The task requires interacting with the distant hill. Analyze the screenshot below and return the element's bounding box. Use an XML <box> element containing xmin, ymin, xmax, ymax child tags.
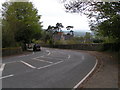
<box><xmin>63</xmin><ymin>30</ymin><xmax>94</xmax><ymax>37</ymax></box>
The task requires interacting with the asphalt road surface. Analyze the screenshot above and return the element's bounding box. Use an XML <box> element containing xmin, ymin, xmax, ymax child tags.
<box><xmin>2</xmin><ymin>47</ymin><xmax>96</xmax><ymax>88</ymax></box>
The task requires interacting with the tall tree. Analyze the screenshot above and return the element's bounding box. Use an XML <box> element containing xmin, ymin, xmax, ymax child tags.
<box><xmin>66</xmin><ymin>26</ymin><xmax>74</xmax><ymax>35</ymax></box>
<box><xmin>63</xmin><ymin>1</ymin><xmax>120</xmax><ymax>43</ymax></box>
<box><xmin>2</xmin><ymin>1</ymin><xmax>42</xmax><ymax>49</ymax></box>
<box><xmin>66</xmin><ymin>26</ymin><xmax>73</xmax><ymax>30</ymax></box>
<box><xmin>55</xmin><ymin>22</ymin><xmax>64</xmax><ymax>32</ymax></box>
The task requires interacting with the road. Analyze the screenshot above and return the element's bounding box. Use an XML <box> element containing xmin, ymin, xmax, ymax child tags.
<box><xmin>2</xmin><ymin>47</ymin><xmax>96</xmax><ymax>88</ymax></box>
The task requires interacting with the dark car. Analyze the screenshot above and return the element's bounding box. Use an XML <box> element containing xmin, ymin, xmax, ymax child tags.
<box><xmin>33</xmin><ymin>44</ymin><xmax>41</xmax><ymax>51</ymax></box>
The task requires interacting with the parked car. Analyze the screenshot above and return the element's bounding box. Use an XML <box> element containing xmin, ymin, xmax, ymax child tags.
<box><xmin>33</xmin><ymin>44</ymin><xmax>41</xmax><ymax>51</ymax></box>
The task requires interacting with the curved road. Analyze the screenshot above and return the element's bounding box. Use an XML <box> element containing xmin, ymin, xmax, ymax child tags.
<box><xmin>2</xmin><ymin>47</ymin><xmax>96</xmax><ymax>88</ymax></box>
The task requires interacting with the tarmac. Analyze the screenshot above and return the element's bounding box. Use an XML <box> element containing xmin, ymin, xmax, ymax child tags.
<box><xmin>2</xmin><ymin>49</ymin><xmax>119</xmax><ymax>88</ymax></box>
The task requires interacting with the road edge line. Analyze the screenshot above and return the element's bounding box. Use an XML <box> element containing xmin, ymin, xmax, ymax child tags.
<box><xmin>73</xmin><ymin>59</ymin><xmax>98</xmax><ymax>89</ymax></box>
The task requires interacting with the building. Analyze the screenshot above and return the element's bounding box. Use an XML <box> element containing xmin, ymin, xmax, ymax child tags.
<box><xmin>53</xmin><ymin>32</ymin><xmax>73</xmax><ymax>41</ymax></box>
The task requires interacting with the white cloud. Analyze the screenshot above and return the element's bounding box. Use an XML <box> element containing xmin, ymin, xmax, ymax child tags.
<box><xmin>1</xmin><ymin>0</ymin><xmax>90</xmax><ymax>31</ymax></box>
<box><xmin>31</xmin><ymin>0</ymin><xmax>90</xmax><ymax>31</ymax></box>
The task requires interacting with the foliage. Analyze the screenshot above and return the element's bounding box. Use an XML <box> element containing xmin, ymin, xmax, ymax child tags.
<box><xmin>55</xmin><ymin>23</ymin><xmax>64</xmax><ymax>32</ymax></box>
<box><xmin>66</xmin><ymin>26</ymin><xmax>74</xmax><ymax>35</ymax></box>
<box><xmin>97</xmin><ymin>14</ymin><xmax>120</xmax><ymax>42</ymax></box>
<box><xmin>54</xmin><ymin>40</ymin><xmax>65</xmax><ymax>45</ymax></box>
<box><xmin>44</xmin><ymin>23</ymin><xmax>64</xmax><ymax>45</ymax></box>
<box><xmin>63</xmin><ymin>1</ymin><xmax>120</xmax><ymax>43</ymax></box>
<box><xmin>66</xmin><ymin>26</ymin><xmax>73</xmax><ymax>30</ymax></box>
<box><xmin>2</xmin><ymin>2</ymin><xmax>42</xmax><ymax>48</ymax></box>
<box><xmin>84</xmin><ymin>32</ymin><xmax>92</xmax><ymax>39</ymax></box>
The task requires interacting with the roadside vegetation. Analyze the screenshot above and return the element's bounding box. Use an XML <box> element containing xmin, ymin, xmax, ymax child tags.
<box><xmin>2</xmin><ymin>1</ymin><xmax>43</xmax><ymax>50</ymax></box>
<box><xmin>2</xmin><ymin>1</ymin><xmax>120</xmax><ymax>53</ymax></box>
<box><xmin>63</xmin><ymin>1</ymin><xmax>120</xmax><ymax>44</ymax></box>
<box><xmin>62</xmin><ymin>1</ymin><xmax>120</xmax><ymax>52</ymax></box>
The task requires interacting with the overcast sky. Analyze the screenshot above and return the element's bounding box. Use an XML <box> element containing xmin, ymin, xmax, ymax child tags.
<box><xmin>0</xmin><ymin>0</ymin><xmax>91</xmax><ymax>31</ymax></box>
<box><xmin>30</xmin><ymin>0</ymin><xmax>90</xmax><ymax>31</ymax></box>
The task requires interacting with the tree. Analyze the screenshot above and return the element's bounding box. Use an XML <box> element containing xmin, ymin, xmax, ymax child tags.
<box><xmin>70</xmin><ymin>30</ymin><xmax>74</xmax><ymax>36</ymax></box>
<box><xmin>63</xmin><ymin>1</ymin><xmax>120</xmax><ymax>43</ymax></box>
<box><xmin>66</xmin><ymin>26</ymin><xmax>74</xmax><ymax>35</ymax></box>
<box><xmin>66</xmin><ymin>26</ymin><xmax>73</xmax><ymax>30</ymax></box>
<box><xmin>97</xmin><ymin>14</ymin><xmax>120</xmax><ymax>42</ymax></box>
<box><xmin>55</xmin><ymin>22</ymin><xmax>64</xmax><ymax>32</ymax></box>
<box><xmin>2</xmin><ymin>1</ymin><xmax>42</xmax><ymax>49</ymax></box>
<box><xmin>84</xmin><ymin>32</ymin><xmax>91</xmax><ymax>39</ymax></box>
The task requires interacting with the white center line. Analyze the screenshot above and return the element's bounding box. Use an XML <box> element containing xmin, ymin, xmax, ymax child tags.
<box><xmin>21</xmin><ymin>61</ymin><xmax>36</xmax><ymax>69</ymax></box>
<box><xmin>0</xmin><ymin>74</ymin><xmax>14</xmax><ymax>79</ymax></box>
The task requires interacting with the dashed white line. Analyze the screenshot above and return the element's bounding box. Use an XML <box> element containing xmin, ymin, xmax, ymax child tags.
<box><xmin>38</xmin><ymin>61</ymin><xmax>63</xmax><ymax>69</ymax></box>
<box><xmin>20</xmin><ymin>61</ymin><xmax>36</xmax><ymax>69</ymax></box>
<box><xmin>0</xmin><ymin>74</ymin><xmax>14</xmax><ymax>79</ymax></box>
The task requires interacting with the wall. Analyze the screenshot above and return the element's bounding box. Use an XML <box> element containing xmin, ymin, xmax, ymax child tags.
<box><xmin>43</xmin><ymin>43</ymin><xmax>104</xmax><ymax>51</ymax></box>
<box><xmin>2</xmin><ymin>47</ymin><xmax>23</xmax><ymax>56</ymax></box>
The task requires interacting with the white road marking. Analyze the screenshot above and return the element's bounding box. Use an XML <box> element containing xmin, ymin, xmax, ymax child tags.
<box><xmin>0</xmin><ymin>74</ymin><xmax>14</xmax><ymax>79</ymax></box>
<box><xmin>21</xmin><ymin>61</ymin><xmax>36</xmax><ymax>69</ymax></box>
<box><xmin>68</xmin><ymin>55</ymin><xmax>71</xmax><ymax>59</ymax></box>
<box><xmin>73</xmin><ymin>59</ymin><xmax>98</xmax><ymax>89</ymax></box>
<box><xmin>33</xmin><ymin>58</ymin><xmax>53</xmax><ymax>64</ymax></box>
<box><xmin>46</xmin><ymin>50</ymin><xmax>51</xmax><ymax>55</ymax></box>
<box><xmin>38</xmin><ymin>61</ymin><xmax>63</xmax><ymax>69</ymax></box>
<box><xmin>0</xmin><ymin>64</ymin><xmax>5</xmax><ymax>71</ymax></box>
